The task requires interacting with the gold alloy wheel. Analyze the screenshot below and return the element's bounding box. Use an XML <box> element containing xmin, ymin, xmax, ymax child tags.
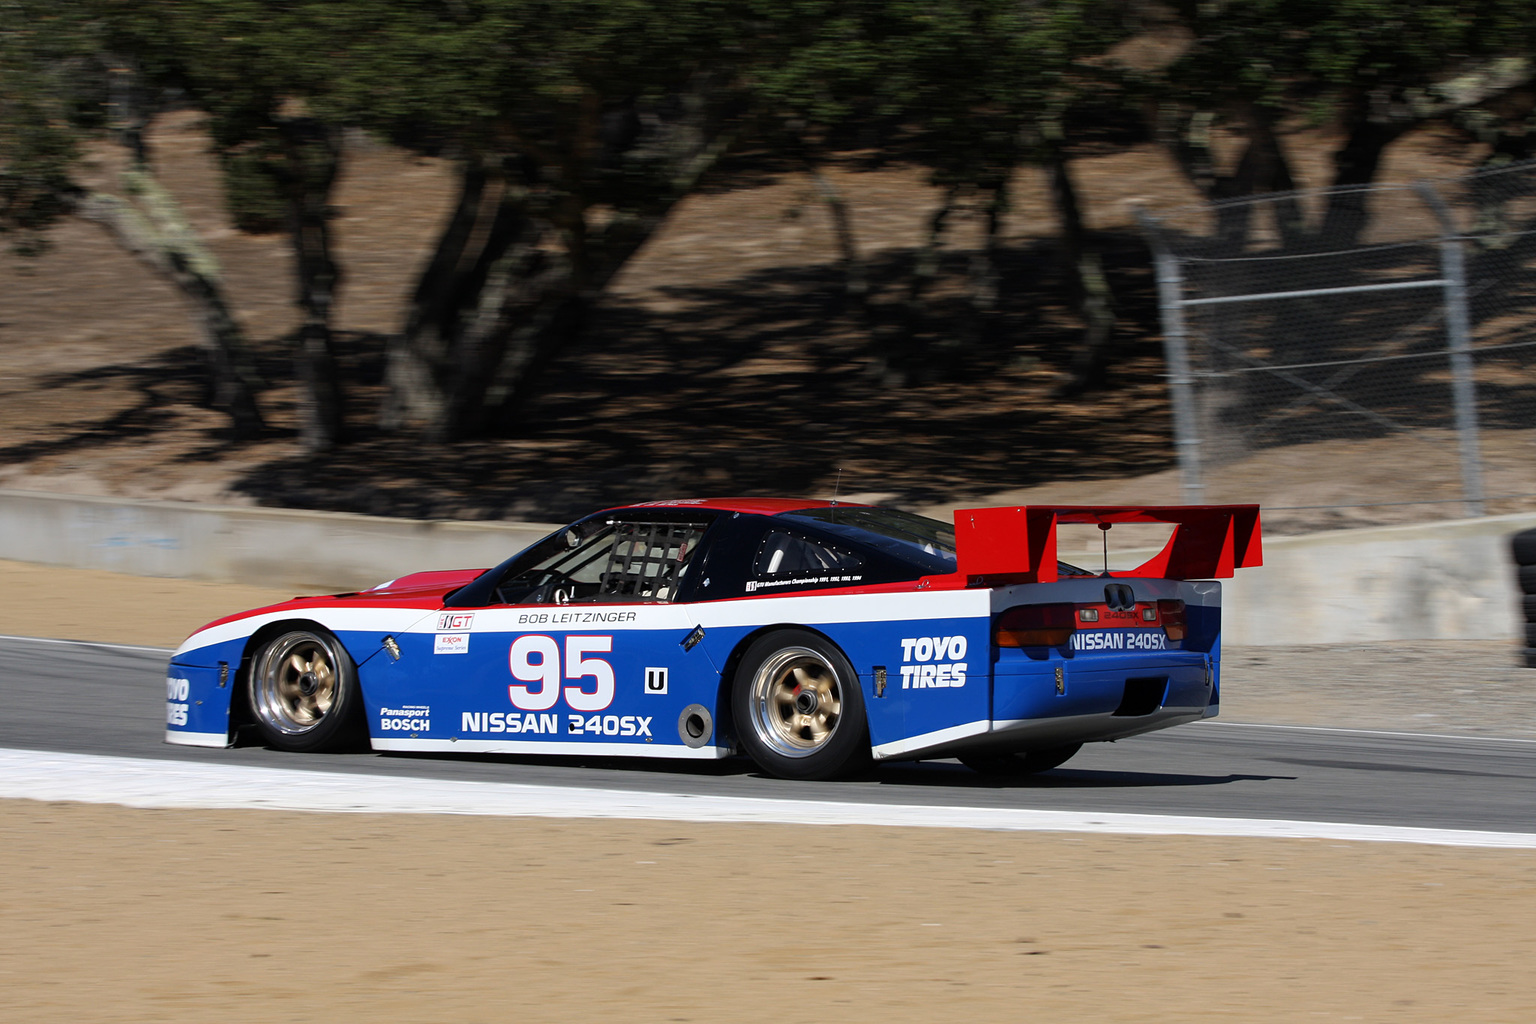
<box><xmin>747</xmin><ymin>646</ymin><xmax>844</xmax><ymax>758</ymax></box>
<box><xmin>250</xmin><ymin>631</ymin><xmax>342</xmax><ymax>736</ymax></box>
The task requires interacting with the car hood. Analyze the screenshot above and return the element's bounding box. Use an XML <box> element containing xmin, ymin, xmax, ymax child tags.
<box><xmin>358</xmin><ymin>568</ymin><xmax>487</xmax><ymax>599</ymax></box>
<box><xmin>181</xmin><ymin>568</ymin><xmax>490</xmax><ymax>643</ymax></box>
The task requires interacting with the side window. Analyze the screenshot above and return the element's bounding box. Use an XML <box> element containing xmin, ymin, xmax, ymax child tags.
<box><xmin>598</xmin><ymin>521</ymin><xmax>707</xmax><ymax>601</ymax></box>
<box><xmin>747</xmin><ymin>529</ymin><xmax>864</xmax><ymax>593</ymax></box>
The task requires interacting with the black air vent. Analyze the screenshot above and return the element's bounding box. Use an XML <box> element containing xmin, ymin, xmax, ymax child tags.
<box><xmin>1114</xmin><ymin>676</ymin><xmax>1168</xmax><ymax>717</ymax></box>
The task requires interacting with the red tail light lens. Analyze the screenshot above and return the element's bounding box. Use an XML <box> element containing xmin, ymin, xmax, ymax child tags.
<box><xmin>1157</xmin><ymin>599</ymin><xmax>1187</xmax><ymax>641</ymax></box>
<box><xmin>995</xmin><ymin>603</ymin><xmax>1076</xmax><ymax>647</ymax></box>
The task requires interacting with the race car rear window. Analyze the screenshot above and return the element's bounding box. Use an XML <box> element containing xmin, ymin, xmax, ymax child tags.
<box><xmin>784</xmin><ymin>506</ymin><xmax>1093</xmax><ymax>578</ymax></box>
<box><xmin>752</xmin><ymin>529</ymin><xmax>863</xmax><ymax>577</ymax></box>
<box><xmin>781</xmin><ymin>507</ymin><xmax>956</xmax><ymax>574</ymax></box>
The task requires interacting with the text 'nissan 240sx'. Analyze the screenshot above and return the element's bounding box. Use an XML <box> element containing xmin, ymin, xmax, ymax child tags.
<box><xmin>166</xmin><ymin>499</ymin><xmax>1262</xmax><ymax>780</ymax></box>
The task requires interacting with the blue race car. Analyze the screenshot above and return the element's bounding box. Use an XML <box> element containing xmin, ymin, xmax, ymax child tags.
<box><xmin>166</xmin><ymin>499</ymin><xmax>1262</xmax><ymax>779</ymax></box>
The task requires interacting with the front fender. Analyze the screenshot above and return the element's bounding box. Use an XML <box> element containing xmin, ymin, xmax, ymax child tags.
<box><xmin>165</xmin><ymin>636</ymin><xmax>246</xmax><ymax>747</ymax></box>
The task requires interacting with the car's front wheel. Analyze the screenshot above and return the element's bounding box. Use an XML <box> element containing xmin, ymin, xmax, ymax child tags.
<box><xmin>959</xmin><ymin>743</ymin><xmax>1083</xmax><ymax>777</ymax></box>
<box><xmin>732</xmin><ymin>629</ymin><xmax>870</xmax><ymax>780</ymax></box>
<box><xmin>247</xmin><ymin>628</ymin><xmax>363</xmax><ymax>752</ymax></box>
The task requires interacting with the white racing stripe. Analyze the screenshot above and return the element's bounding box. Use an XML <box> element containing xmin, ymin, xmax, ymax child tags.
<box><xmin>1</xmin><ymin>748</ymin><xmax>1533</xmax><ymax>848</ymax></box>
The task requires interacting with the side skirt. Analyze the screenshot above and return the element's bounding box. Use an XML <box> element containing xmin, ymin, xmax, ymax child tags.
<box><xmin>871</xmin><ymin>720</ymin><xmax>991</xmax><ymax>761</ymax></box>
<box><xmin>371</xmin><ymin>737</ymin><xmax>730</xmax><ymax>759</ymax></box>
<box><xmin>873</xmin><ymin>708</ymin><xmax>1207</xmax><ymax>762</ymax></box>
<box><xmin>164</xmin><ymin>730</ymin><xmax>231</xmax><ymax>749</ymax></box>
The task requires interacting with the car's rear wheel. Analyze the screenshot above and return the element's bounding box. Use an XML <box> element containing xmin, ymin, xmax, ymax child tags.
<box><xmin>248</xmin><ymin>628</ymin><xmax>363</xmax><ymax>752</ymax></box>
<box><xmin>960</xmin><ymin>743</ymin><xmax>1082</xmax><ymax>777</ymax></box>
<box><xmin>732</xmin><ymin>630</ymin><xmax>869</xmax><ymax>780</ymax></box>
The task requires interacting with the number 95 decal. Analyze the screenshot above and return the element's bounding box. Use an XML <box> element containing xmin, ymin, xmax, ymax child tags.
<box><xmin>508</xmin><ymin>634</ymin><xmax>616</xmax><ymax>712</ymax></box>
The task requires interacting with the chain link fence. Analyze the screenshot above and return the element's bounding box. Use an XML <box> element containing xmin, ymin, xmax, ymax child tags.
<box><xmin>1137</xmin><ymin>162</ymin><xmax>1536</xmax><ymax>522</ymax></box>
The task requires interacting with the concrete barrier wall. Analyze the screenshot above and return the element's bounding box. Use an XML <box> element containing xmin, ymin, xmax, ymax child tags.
<box><xmin>1</xmin><ymin>488</ymin><xmax>1531</xmax><ymax>645</ymax></box>
<box><xmin>0</xmin><ymin>489</ymin><xmax>559</xmax><ymax>592</ymax></box>
<box><xmin>1218</xmin><ymin>512</ymin><xmax>1536</xmax><ymax>646</ymax></box>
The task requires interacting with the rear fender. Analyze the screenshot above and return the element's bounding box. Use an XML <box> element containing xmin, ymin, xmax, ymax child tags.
<box><xmin>709</xmin><ymin>623</ymin><xmax>843</xmax><ymax>751</ymax></box>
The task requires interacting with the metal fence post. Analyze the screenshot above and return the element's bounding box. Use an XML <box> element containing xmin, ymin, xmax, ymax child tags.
<box><xmin>1135</xmin><ymin>206</ymin><xmax>1204</xmax><ymax>504</ymax></box>
<box><xmin>1415</xmin><ymin>182</ymin><xmax>1486</xmax><ymax>517</ymax></box>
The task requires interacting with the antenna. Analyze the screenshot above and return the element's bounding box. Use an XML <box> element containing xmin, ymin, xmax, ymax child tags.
<box><xmin>1099</xmin><ymin>522</ymin><xmax>1112</xmax><ymax>576</ymax></box>
<box><xmin>831</xmin><ymin>467</ymin><xmax>842</xmax><ymax>522</ymax></box>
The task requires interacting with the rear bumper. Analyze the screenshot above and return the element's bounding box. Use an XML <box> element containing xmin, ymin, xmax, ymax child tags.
<box><xmin>870</xmin><ymin>648</ymin><xmax>1216</xmax><ymax>762</ymax></box>
<box><xmin>993</xmin><ymin>649</ymin><xmax>1213</xmax><ymax>721</ymax></box>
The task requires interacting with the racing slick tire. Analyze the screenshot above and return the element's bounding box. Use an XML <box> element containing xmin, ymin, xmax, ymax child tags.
<box><xmin>1513</xmin><ymin>528</ymin><xmax>1536</xmax><ymax>567</ymax></box>
<box><xmin>247</xmin><ymin>627</ymin><xmax>364</xmax><ymax>752</ymax></box>
<box><xmin>1520</xmin><ymin>563</ymin><xmax>1536</xmax><ymax>596</ymax></box>
<box><xmin>959</xmin><ymin>743</ymin><xmax>1083</xmax><ymax>777</ymax></box>
<box><xmin>732</xmin><ymin>629</ymin><xmax>870</xmax><ymax>781</ymax></box>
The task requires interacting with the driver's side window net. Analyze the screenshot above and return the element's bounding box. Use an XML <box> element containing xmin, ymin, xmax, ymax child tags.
<box><xmin>600</xmin><ymin>521</ymin><xmax>707</xmax><ymax>601</ymax></box>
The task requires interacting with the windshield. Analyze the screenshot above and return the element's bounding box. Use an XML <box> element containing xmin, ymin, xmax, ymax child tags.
<box><xmin>780</xmin><ymin>507</ymin><xmax>958</xmax><ymax>574</ymax></box>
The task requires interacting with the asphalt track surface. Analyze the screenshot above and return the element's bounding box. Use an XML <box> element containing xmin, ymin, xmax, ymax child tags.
<box><xmin>3</xmin><ymin>635</ymin><xmax>1534</xmax><ymax>835</ymax></box>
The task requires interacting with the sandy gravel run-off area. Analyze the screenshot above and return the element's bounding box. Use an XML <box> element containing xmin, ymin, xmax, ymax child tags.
<box><xmin>2</xmin><ymin>560</ymin><xmax>1535</xmax><ymax>1020</ymax></box>
<box><xmin>4</xmin><ymin>801</ymin><xmax>1536</xmax><ymax>1022</ymax></box>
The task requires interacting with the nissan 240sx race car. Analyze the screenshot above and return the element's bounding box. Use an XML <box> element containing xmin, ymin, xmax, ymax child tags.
<box><xmin>165</xmin><ymin>499</ymin><xmax>1262</xmax><ymax>780</ymax></box>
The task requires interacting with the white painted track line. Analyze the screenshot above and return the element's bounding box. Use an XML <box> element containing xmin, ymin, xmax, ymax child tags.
<box><xmin>1203</xmin><ymin>721</ymin><xmax>1536</xmax><ymax>745</ymax></box>
<box><xmin>0</xmin><ymin>634</ymin><xmax>174</xmax><ymax>655</ymax></box>
<box><xmin>2</xmin><ymin>748</ymin><xmax>1533</xmax><ymax>848</ymax></box>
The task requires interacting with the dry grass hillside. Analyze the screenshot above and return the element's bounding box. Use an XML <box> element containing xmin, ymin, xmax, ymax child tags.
<box><xmin>0</xmin><ymin>112</ymin><xmax>1515</xmax><ymax>533</ymax></box>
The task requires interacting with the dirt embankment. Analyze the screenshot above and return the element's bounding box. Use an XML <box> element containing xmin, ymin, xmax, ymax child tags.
<box><xmin>4</xmin><ymin>113</ymin><xmax>1525</xmax><ymax>533</ymax></box>
<box><xmin>0</xmin><ymin>558</ymin><xmax>311</xmax><ymax>649</ymax></box>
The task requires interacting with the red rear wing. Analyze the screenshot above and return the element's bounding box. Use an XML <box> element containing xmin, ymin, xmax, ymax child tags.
<box><xmin>952</xmin><ymin>504</ymin><xmax>1262</xmax><ymax>583</ymax></box>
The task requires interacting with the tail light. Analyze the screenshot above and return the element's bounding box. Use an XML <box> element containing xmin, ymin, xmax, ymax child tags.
<box><xmin>995</xmin><ymin>603</ymin><xmax>1075</xmax><ymax>647</ymax></box>
<box><xmin>1157</xmin><ymin>599</ymin><xmax>1187</xmax><ymax>641</ymax></box>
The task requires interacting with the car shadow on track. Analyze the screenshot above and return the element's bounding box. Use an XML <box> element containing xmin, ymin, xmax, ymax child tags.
<box><xmin>376</xmin><ymin>750</ymin><xmax>1294</xmax><ymax>791</ymax></box>
<box><xmin>869</xmin><ymin>760</ymin><xmax>1297</xmax><ymax>790</ymax></box>
<box><xmin>379</xmin><ymin>750</ymin><xmax>759</xmax><ymax>779</ymax></box>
